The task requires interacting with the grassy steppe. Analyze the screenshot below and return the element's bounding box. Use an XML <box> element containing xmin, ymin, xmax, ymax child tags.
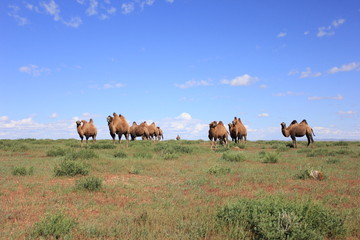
<box><xmin>0</xmin><ymin>139</ymin><xmax>359</xmax><ymax>239</ymax></box>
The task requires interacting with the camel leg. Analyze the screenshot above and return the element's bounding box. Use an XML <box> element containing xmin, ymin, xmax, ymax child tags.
<box><xmin>291</xmin><ymin>136</ymin><xmax>297</xmax><ymax>148</ymax></box>
<box><xmin>125</xmin><ymin>133</ymin><xmax>129</xmax><ymax>148</ymax></box>
<box><xmin>80</xmin><ymin>136</ymin><xmax>84</xmax><ymax>148</ymax></box>
<box><xmin>86</xmin><ymin>136</ymin><xmax>89</xmax><ymax>145</ymax></box>
<box><xmin>110</xmin><ymin>133</ymin><xmax>116</xmax><ymax>145</ymax></box>
<box><xmin>93</xmin><ymin>136</ymin><xmax>96</xmax><ymax>144</ymax></box>
<box><xmin>118</xmin><ymin>134</ymin><xmax>122</xmax><ymax>144</ymax></box>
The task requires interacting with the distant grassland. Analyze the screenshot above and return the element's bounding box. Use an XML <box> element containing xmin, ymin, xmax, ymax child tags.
<box><xmin>0</xmin><ymin>139</ymin><xmax>359</xmax><ymax>239</ymax></box>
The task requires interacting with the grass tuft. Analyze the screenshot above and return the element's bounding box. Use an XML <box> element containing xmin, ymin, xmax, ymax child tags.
<box><xmin>216</xmin><ymin>197</ymin><xmax>346</xmax><ymax>240</ymax></box>
<box><xmin>54</xmin><ymin>160</ymin><xmax>90</xmax><ymax>177</ymax></box>
<box><xmin>12</xmin><ymin>166</ymin><xmax>34</xmax><ymax>176</ymax></box>
<box><xmin>75</xmin><ymin>176</ymin><xmax>103</xmax><ymax>191</ymax></box>
<box><xmin>221</xmin><ymin>151</ymin><xmax>246</xmax><ymax>162</ymax></box>
<box><xmin>31</xmin><ymin>212</ymin><xmax>77</xmax><ymax>239</ymax></box>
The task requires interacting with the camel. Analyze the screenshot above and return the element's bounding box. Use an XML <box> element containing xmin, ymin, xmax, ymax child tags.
<box><xmin>176</xmin><ymin>135</ymin><xmax>180</xmax><ymax>141</ymax></box>
<box><xmin>76</xmin><ymin>119</ymin><xmax>97</xmax><ymax>147</ymax></box>
<box><xmin>107</xmin><ymin>113</ymin><xmax>130</xmax><ymax>146</ymax></box>
<box><xmin>130</xmin><ymin>121</ymin><xmax>150</xmax><ymax>140</ymax></box>
<box><xmin>208</xmin><ymin>121</ymin><xmax>229</xmax><ymax>149</ymax></box>
<box><xmin>232</xmin><ymin>117</ymin><xmax>247</xmax><ymax>143</ymax></box>
<box><xmin>157</xmin><ymin>127</ymin><xmax>164</xmax><ymax>141</ymax></box>
<box><xmin>281</xmin><ymin>119</ymin><xmax>315</xmax><ymax>148</ymax></box>
<box><xmin>228</xmin><ymin>123</ymin><xmax>236</xmax><ymax>142</ymax></box>
<box><xmin>143</xmin><ymin>121</ymin><xmax>159</xmax><ymax>140</ymax></box>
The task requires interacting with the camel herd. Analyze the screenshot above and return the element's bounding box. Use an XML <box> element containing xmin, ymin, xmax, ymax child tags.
<box><xmin>76</xmin><ymin>114</ymin><xmax>315</xmax><ymax>148</ymax></box>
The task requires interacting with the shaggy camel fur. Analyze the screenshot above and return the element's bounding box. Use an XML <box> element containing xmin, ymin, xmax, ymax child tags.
<box><xmin>130</xmin><ymin>121</ymin><xmax>150</xmax><ymax>140</ymax></box>
<box><xmin>208</xmin><ymin>121</ymin><xmax>229</xmax><ymax>149</ymax></box>
<box><xmin>76</xmin><ymin>119</ymin><xmax>97</xmax><ymax>147</ymax></box>
<box><xmin>281</xmin><ymin>119</ymin><xmax>315</xmax><ymax>148</ymax></box>
<box><xmin>176</xmin><ymin>135</ymin><xmax>181</xmax><ymax>141</ymax></box>
<box><xmin>143</xmin><ymin>121</ymin><xmax>159</xmax><ymax>140</ymax></box>
<box><xmin>231</xmin><ymin>117</ymin><xmax>247</xmax><ymax>143</ymax></box>
<box><xmin>107</xmin><ymin>113</ymin><xmax>130</xmax><ymax>146</ymax></box>
<box><xmin>157</xmin><ymin>127</ymin><xmax>164</xmax><ymax>140</ymax></box>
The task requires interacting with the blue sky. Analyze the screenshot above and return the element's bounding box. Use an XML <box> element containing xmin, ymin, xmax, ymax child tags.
<box><xmin>1</xmin><ymin>0</ymin><xmax>359</xmax><ymax>140</ymax></box>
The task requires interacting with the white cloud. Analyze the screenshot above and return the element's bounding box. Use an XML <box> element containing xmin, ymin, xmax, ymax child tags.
<box><xmin>308</xmin><ymin>94</ymin><xmax>344</xmax><ymax>101</ymax></box>
<box><xmin>49</xmin><ymin>113</ymin><xmax>58</xmax><ymax>119</ymax></box>
<box><xmin>277</xmin><ymin>32</ymin><xmax>287</xmax><ymax>38</ymax></box>
<box><xmin>258</xmin><ymin>113</ymin><xmax>269</xmax><ymax>117</ymax></box>
<box><xmin>19</xmin><ymin>64</ymin><xmax>50</xmax><ymax>76</ymax></box>
<box><xmin>288</xmin><ymin>69</ymin><xmax>299</xmax><ymax>76</ymax></box>
<box><xmin>317</xmin><ymin>18</ymin><xmax>345</xmax><ymax>37</ymax></box>
<box><xmin>8</xmin><ymin>5</ymin><xmax>29</xmax><ymax>25</ymax></box>
<box><xmin>159</xmin><ymin>113</ymin><xmax>208</xmax><ymax>140</ymax></box>
<box><xmin>221</xmin><ymin>74</ymin><xmax>258</xmax><ymax>86</ymax></box>
<box><xmin>274</xmin><ymin>91</ymin><xmax>304</xmax><ymax>97</ymax></box>
<box><xmin>41</xmin><ymin>0</ymin><xmax>61</xmax><ymax>21</ymax></box>
<box><xmin>0</xmin><ymin>116</ymin><xmax>9</xmax><ymax>121</ymax></box>
<box><xmin>121</xmin><ymin>3</ymin><xmax>135</xmax><ymax>14</ymax></box>
<box><xmin>328</xmin><ymin>62</ymin><xmax>360</xmax><ymax>74</ymax></box>
<box><xmin>103</xmin><ymin>83</ymin><xmax>124</xmax><ymax>89</ymax></box>
<box><xmin>63</xmin><ymin>17</ymin><xmax>82</xmax><ymax>28</ymax></box>
<box><xmin>176</xmin><ymin>112</ymin><xmax>192</xmax><ymax>120</ymax></box>
<box><xmin>86</xmin><ymin>0</ymin><xmax>98</xmax><ymax>16</ymax></box>
<box><xmin>299</xmin><ymin>67</ymin><xmax>321</xmax><ymax>78</ymax></box>
<box><xmin>338</xmin><ymin>110</ymin><xmax>356</xmax><ymax>115</ymax></box>
<box><xmin>259</xmin><ymin>84</ymin><xmax>268</xmax><ymax>89</ymax></box>
<box><xmin>175</xmin><ymin>80</ymin><xmax>212</xmax><ymax>88</ymax></box>
<box><xmin>90</xmin><ymin>82</ymin><xmax>125</xmax><ymax>90</ymax></box>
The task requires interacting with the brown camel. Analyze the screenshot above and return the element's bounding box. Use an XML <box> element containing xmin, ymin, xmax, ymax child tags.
<box><xmin>228</xmin><ymin>123</ymin><xmax>237</xmax><ymax>142</ymax></box>
<box><xmin>176</xmin><ymin>135</ymin><xmax>181</xmax><ymax>141</ymax></box>
<box><xmin>130</xmin><ymin>121</ymin><xmax>150</xmax><ymax>140</ymax></box>
<box><xmin>76</xmin><ymin>118</ymin><xmax>97</xmax><ymax>147</ymax></box>
<box><xmin>107</xmin><ymin>113</ymin><xmax>130</xmax><ymax>146</ymax></box>
<box><xmin>208</xmin><ymin>121</ymin><xmax>229</xmax><ymax>149</ymax></box>
<box><xmin>143</xmin><ymin>121</ymin><xmax>159</xmax><ymax>140</ymax></box>
<box><xmin>232</xmin><ymin>117</ymin><xmax>247</xmax><ymax>143</ymax></box>
<box><xmin>157</xmin><ymin>127</ymin><xmax>164</xmax><ymax>140</ymax></box>
<box><xmin>281</xmin><ymin>119</ymin><xmax>315</xmax><ymax>148</ymax></box>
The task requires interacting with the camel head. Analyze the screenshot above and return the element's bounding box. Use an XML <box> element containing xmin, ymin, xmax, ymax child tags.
<box><xmin>209</xmin><ymin>121</ymin><xmax>217</xmax><ymax>128</ymax></box>
<box><xmin>76</xmin><ymin>120</ymin><xmax>82</xmax><ymax>127</ymax></box>
<box><xmin>280</xmin><ymin>122</ymin><xmax>287</xmax><ymax>129</ymax></box>
<box><xmin>107</xmin><ymin>116</ymin><xmax>113</xmax><ymax>124</ymax></box>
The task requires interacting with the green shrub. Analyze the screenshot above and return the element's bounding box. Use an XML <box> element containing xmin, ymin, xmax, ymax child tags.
<box><xmin>134</xmin><ymin>152</ymin><xmax>153</xmax><ymax>159</ymax></box>
<box><xmin>11</xmin><ymin>166</ymin><xmax>34</xmax><ymax>176</ymax></box>
<box><xmin>46</xmin><ymin>147</ymin><xmax>67</xmax><ymax>157</ymax></box>
<box><xmin>333</xmin><ymin>141</ymin><xmax>349</xmax><ymax>146</ymax></box>
<box><xmin>154</xmin><ymin>144</ymin><xmax>194</xmax><ymax>155</ymax></box>
<box><xmin>207</xmin><ymin>165</ymin><xmax>231</xmax><ymax>176</ymax></box>
<box><xmin>114</xmin><ymin>151</ymin><xmax>128</xmax><ymax>158</ymax></box>
<box><xmin>31</xmin><ymin>212</ymin><xmax>77</xmax><ymax>239</ymax></box>
<box><xmin>65</xmin><ymin>149</ymin><xmax>98</xmax><ymax>160</ymax></box>
<box><xmin>221</xmin><ymin>151</ymin><xmax>245</xmax><ymax>162</ymax></box>
<box><xmin>216</xmin><ymin>197</ymin><xmax>346</xmax><ymax>240</ymax></box>
<box><xmin>261</xmin><ymin>152</ymin><xmax>280</xmax><ymax>163</ymax></box>
<box><xmin>129</xmin><ymin>166</ymin><xmax>141</xmax><ymax>174</ymax></box>
<box><xmin>326</xmin><ymin>158</ymin><xmax>341</xmax><ymax>164</ymax></box>
<box><xmin>161</xmin><ymin>152</ymin><xmax>179</xmax><ymax>160</ymax></box>
<box><xmin>54</xmin><ymin>160</ymin><xmax>90</xmax><ymax>177</ymax></box>
<box><xmin>75</xmin><ymin>176</ymin><xmax>102</xmax><ymax>191</ymax></box>
<box><xmin>306</xmin><ymin>148</ymin><xmax>331</xmax><ymax>157</ymax></box>
<box><xmin>88</xmin><ymin>144</ymin><xmax>116</xmax><ymax>149</ymax></box>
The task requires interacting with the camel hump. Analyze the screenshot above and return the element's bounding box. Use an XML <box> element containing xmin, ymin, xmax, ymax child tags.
<box><xmin>89</xmin><ymin>118</ymin><xmax>93</xmax><ymax>123</ymax></box>
<box><xmin>290</xmin><ymin>120</ymin><xmax>298</xmax><ymax>125</ymax></box>
<box><xmin>300</xmin><ymin>119</ymin><xmax>308</xmax><ymax>125</ymax></box>
<box><xmin>82</xmin><ymin>120</ymin><xmax>88</xmax><ymax>124</ymax></box>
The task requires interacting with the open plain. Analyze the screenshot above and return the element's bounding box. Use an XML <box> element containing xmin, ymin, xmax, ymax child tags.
<box><xmin>0</xmin><ymin>139</ymin><xmax>359</xmax><ymax>239</ymax></box>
